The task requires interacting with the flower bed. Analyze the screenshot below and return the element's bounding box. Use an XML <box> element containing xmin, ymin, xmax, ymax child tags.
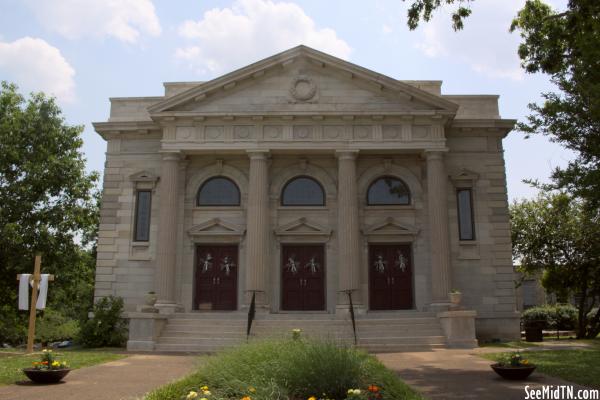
<box><xmin>145</xmin><ymin>337</ymin><xmax>423</xmax><ymax>400</ymax></box>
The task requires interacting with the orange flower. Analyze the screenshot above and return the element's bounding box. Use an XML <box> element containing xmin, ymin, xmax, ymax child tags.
<box><xmin>241</xmin><ymin>397</ymin><xmax>252</xmax><ymax>400</ymax></box>
<box><xmin>368</xmin><ymin>385</ymin><xmax>380</xmax><ymax>393</ymax></box>
<box><xmin>41</xmin><ymin>361</ymin><xmax>48</xmax><ymax>365</ymax></box>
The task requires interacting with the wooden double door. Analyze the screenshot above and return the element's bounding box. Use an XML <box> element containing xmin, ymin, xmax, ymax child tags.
<box><xmin>369</xmin><ymin>244</ymin><xmax>413</xmax><ymax>310</ymax></box>
<box><xmin>281</xmin><ymin>244</ymin><xmax>325</xmax><ymax>311</ymax></box>
<box><xmin>194</xmin><ymin>245</ymin><xmax>238</xmax><ymax>311</ymax></box>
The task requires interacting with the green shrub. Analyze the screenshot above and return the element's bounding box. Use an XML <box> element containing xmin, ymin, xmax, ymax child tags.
<box><xmin>36</xmin><ymin>308</ymin><xmax>79</xmax><ymax>343</ymax></box>
<box><xmin>522</xmin><ymin>304</ymin><xmax>578</xmax><ymax>330</ymax></box>
<box><xmin>0</xmin><ymin>305</ymin><xmax>27</xmax><ymax>345</ymax></box>
<box><xmin>145</xmin><ymin>339</ymin><xmax>423</xmax><ymax>400</ymax></box>
<box><xmin>78</xmin><ymin>296</ymin><xmax>127</xmax><ymax>348</ymax></box>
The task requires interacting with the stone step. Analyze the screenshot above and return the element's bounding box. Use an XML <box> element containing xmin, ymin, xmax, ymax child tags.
<box><xmin>357</xmin><ymin>343</ymin><xmax>447</xmax><ymax>353</ymax></box>
<box><xmin>358</xmin><ymin>336</ymin><xmax>446</xmax><ymax>345</ymax></box>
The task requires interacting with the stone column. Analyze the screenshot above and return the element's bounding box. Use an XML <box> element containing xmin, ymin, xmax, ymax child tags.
<box><xmin>426</xmin><ymin>150</ymin><xmax>452</xmax><ymax>304</ymax></box>
<box><xmin>154</xmin><ymin>151</ymin><xmax>181</xmax><ymax>314</ymax></box>
<box><xmin>245</xmin><ymin>150</ymin><xmax>270</xmax><ymax>305</ymax></box>
<box><xmin>336</xmin><ymin>150</ymin><xmax>361</xmax><ymax>295</ymax></box>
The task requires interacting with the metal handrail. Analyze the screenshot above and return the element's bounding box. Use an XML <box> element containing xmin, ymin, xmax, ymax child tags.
<box><xmin>246</xmin><ymin>291</ymin><xmax>256</xmax><ymax>342</ymax></box>
<box><xmin>346</xmin><ymin>290</ymin><xmax>358</xmax><ymax>345</ymax></box>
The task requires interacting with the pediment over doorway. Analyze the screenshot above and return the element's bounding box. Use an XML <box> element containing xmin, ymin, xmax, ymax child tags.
<box><xmin>274</xmin><ymin>217</ymin><xmax>332</xmax><ymax>238</ymax></box>
<box><xmin>362</xmin><ymin>218</ymin><xmax>419</xmax><ymax>237</ymax></box>
<box><xmin>188</xmin><ymin>218</ymin><xmax>246</xmax><ymax>238</ymax></box>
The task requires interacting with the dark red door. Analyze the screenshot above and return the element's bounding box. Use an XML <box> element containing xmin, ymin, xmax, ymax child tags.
<box><xmin>195</xmin><ymin>245</ymin><xmax>238</xmax><ymax>310</ymax></box>
<box><xmin>281</xmin><ymin>244</ymin><xmax>325</xmax><ymax>311</ymax></box>
<box><xmin>369</xmin><ymin>244</ymin><xmax>413</xmax><ymax>310</ymax></box>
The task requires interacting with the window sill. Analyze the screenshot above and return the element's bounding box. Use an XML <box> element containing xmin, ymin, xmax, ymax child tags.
<box><xmin>193</xmin><ymin>206</ymin><xmax>243</xmax><ymax>211</ymax></box>
<box><xmin>458</xmin><ymin>240</ymin><xmax>478</xmax><ymax>246</ymax></box>
<box><xmin>131</xmin><ymin>241</ymin><xmax>150</xmax><ymax>247</ymax></box>
<box><xmin>364</xmin><ymin>205</ymin><xmax>415</xmax><ymax>211</ymax></box>
<box><xmin>277</xmin><ymin>206</ymin><xmax>329</xmax><ymax>211</ymax></box>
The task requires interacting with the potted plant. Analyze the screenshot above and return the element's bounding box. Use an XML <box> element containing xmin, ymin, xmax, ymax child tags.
<box><xmin>449</xmin><ymin>289</ymin><xmax>462</xmax><ymax>305</ymax></box>
<box><xmin>491</xmin><ymin>353</ymin><xmax>536</xmax><ymax>380</ymax></box>
<box><xmin>145</xmin><ymin>291</ymin><xmax>157</xmax><ymax>306</ymax></box>
<box><xmin>22</xmin><ymin>349</ymin><xmax>70</xmax><ymax>384</ymax></box>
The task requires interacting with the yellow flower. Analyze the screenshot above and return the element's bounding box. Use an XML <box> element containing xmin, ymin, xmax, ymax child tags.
<box><xmin>202</xmin><ymin>390</ymin><xmax>211</xmax><ymax>396</ymax></box>
<box><xmin>522</xmin><ymin>359</ymin><xmax>529</xmax><ymax>365</ymax></box>
<box><xmin>200</xmin><ymin>385</ymin><xmax>209</xmax><ymax>391</ymax></box>
<box><xmin>248</xmin><ymin>386</ymin><xmax>256</xmax><ymax>393</ymax></box>
<box><xmin>186</xmin><ymin>391</ymin><xmax>198</xmax><ymax>399</ymax></box>
<box><xmin>52</xmin><ymin>361</ymin><xmax>60</xmax><ymax>367</ymax></box>
<box><xmin>308</xmin><ymin>396</ymin><xmax>317</xmax><ymax>400</ymax></box>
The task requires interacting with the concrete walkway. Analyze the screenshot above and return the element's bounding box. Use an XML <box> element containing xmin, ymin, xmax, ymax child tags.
<box><xmin>377</xmin><ymin>348</ymin><xmax>591</xmax><ymax>400</ymax></box>
<box><xmin>0</xmin><ymin>354</ymin><xmax>196</xmax><ymax>400</ymax></box>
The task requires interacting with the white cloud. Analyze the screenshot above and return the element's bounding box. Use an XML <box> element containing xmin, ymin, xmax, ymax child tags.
<box><xmin>414</xmin><ymin>0</ymin><xmax>524</xmax><ymax>81</ymax></box>
<box><xmin>175</xmin><ymin>0</ymin><xmax>351</xmax><ymax>75</ymax></box>
<box><xmin>25</xmin><ymin>0</ymin><xmax>161</xmax><ymax>44</ymax></box>
<box><xmin>382</xmin><ymin>24</ymin><xmax>393</xmax><ymax>35</ymax></box>
<box><xmin>0</xmin><ymin>37</ymin><xmax>76</xmax><ymax>102</ymax></box>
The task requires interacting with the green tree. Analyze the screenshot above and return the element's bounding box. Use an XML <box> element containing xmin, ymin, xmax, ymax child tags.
<box><xmin>510</xmin><ymin>193</ymin><xmax>600</xmax><ymax>339</ymax></box>
<box><xmin>404</xmin><ymin>0</ymin><xmax>600</xmax><ymax>209</ymax></box>
<box><xmin>0</xmin><ymin>81</ymin><xmax>99</xmax><ymax>343</ymax></box>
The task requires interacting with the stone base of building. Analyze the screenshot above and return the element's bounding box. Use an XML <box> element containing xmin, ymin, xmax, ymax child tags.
<box><xmin>475</xmin><ymin>312</ymin><xmax>522</xmax><ymax>341</ymax></box>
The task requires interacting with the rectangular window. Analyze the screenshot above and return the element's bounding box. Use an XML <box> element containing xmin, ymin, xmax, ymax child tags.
<box><xmin>457</xmin><ymin>188</ymin><xmax>475</xmax><ymax>240</ymax></box>
<box><xmin>134</xmin><ymin>190</ymin><xmax>152</xmax><ymax>242</ymax></box>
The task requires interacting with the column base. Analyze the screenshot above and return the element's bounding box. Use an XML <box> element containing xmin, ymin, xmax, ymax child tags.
<box><xmin>126</xmin><ymin>312</ymin><xmax>168</xmax><ymax>351</ymax></box>
<box><xmin>154</xmin><ymin>302</ymin><xmax>183</xmax><ymax>315</ymax></box>
<box><xmin>437</xmin><ymin>310</ymin><xmax>478</xmax><ymax>348</ymax></box>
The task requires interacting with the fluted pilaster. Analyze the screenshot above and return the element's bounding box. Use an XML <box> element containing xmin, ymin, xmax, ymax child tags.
<box><xmin>155</xmin><ymin>152</ymin><xmax>181</xmax><ymax>308</ymax></box>
<box><xmin>336</xmin><ymin>150</ymin><xmax>361</xmax><ymax>293</ymax></box>
<box><xmin>245</xmin><ymin>150</ymin><xmax>270</xmax><ymax>296</ymax></box>
<box><xmin>426</xmin><ymin>150</ymin><xmax>452</xmax><ymax>303</ymax></box>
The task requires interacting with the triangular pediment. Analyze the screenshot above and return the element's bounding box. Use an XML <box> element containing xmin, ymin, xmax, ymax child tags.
<box><xmin>129</xmin><ymin>170</ymin><xmax>158</xmax><ymax>182</ymax></box>
<box><xmin>275</xmin><ymin>217</ymin><xmax>332</xmax><ymax>237</ymax></box>
<box><xmin>148</xmin><ymin>46</ymin><xmax>458</xmax><ymax>116</ymax></box>
<box><xmin>363</xmin><ymin>218</ymin><xmax>419</xmax><ymax>236</ymax></box>
<box><xmin>188</xmin><ymin>218</ymin><xmax>246</xmax><ymax>237</ymax></box>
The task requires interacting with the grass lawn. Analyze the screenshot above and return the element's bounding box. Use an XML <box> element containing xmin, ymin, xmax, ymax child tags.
<box><xmin>0</xmin><ymin>348</ymin><xmax>125</xmax><ymax>386</ymax></box>
<box><xmin>482</xmin><ymin>342</ymin><xmax>600</xmax><ymax>388</ymax></box>
<box><xmin>146</xmin><ymin>339</ymin><xmax>424</xmax><ymax>400</ymax></box>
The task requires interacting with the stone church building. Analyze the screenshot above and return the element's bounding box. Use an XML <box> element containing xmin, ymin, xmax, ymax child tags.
<box><xmin>93</xmin><ymin>46</ymin><xmax>520</xmax><ymax>352</ymax></box>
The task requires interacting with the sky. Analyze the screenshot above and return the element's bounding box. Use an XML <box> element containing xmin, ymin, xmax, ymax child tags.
<box><xmin>0</xmin><ymin>0</ymin><xmax>573</xmax><ymax>201</ymax></box>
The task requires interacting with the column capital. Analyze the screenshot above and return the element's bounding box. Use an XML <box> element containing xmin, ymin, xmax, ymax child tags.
<box><xmin>246</xmin><ymin>149</ymin><xmax>270</xmax><ymax>160</ymax></box>
<box><xmin>159</xmin><ymin>151</ymin><xmax>183</xmax><ymax>162</ymax></box>
<box><xmin>424</xmin><ymin>149</ymin><xmax>448</xmax><ymax>161</ymax></box>
<box><xmin>335</xmin><ymin>149</ymin><xmax>359</xmax><ymax>160</ymax></box>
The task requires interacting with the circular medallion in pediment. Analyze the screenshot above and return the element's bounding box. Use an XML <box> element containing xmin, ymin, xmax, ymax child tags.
<box><xmin>290</xmin><ymin>75</ymin><xmax>317</xmax><ymax>102</ymax></box>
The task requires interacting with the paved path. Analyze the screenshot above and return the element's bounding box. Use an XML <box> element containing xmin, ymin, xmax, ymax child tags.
<box><xmin>0</xmin><ymin>354</ymin><xmax>196</xmax><ymax>400</ymax></box>
<box><xmin>377</xmin><ymin>348</ymin><xmax>591</xmax><ymax>400</ymax></box>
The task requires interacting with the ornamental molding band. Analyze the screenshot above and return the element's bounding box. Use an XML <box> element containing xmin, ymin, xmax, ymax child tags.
<box><xmin>450</xmin><ymin>168</ymin><xmax>480</xmax><ymax>187</ymax></box>
<box><xmin>362</xmin><ymin>217</ymin><xmax>419</xmax><ymax>237</ymax></box>
<box><xmin>188</xmin><ymin>218</ymin><xmax>246</xmax><ymax>239</ymax></box>
<box><xmin>274</xmin><ymin>217</ymin><xmax>332</xmax><ymax>238</ymax></box>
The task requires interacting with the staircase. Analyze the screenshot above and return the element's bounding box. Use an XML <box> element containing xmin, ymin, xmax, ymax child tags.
<box><xmin>154</xmin><ymin>311</ymin><xmax>446</xmax><ymax>353</ymax></box>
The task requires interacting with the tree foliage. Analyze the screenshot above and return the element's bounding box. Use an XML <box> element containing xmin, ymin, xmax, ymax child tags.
<box><xmin>510</xmin><ymin>193</ymin><xmax>600</xmax><ymax>338</ymax></box>
<box><xmin>510</xmin><ymin>0</ymin><xmax>600</xmax><ymax>209</ymax></box>
<box><xmin>0</xmin><ymin>81</ymin><xmax>99</xmax><ymax>343</ymax></box>
<box><xmin>403</xmin><ymin>0</ymin><xmax>474</xmax><ymax>31</ymax></box>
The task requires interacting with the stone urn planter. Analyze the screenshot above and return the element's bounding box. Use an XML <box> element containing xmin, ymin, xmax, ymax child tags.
<box><xmin>22</xmin><ymin>368</ymin><xmax>71</xmax><ymax>384</ymax></box>
<box><xmin>145</xmin><ymin>291</ymin><xmax>157</xmax><ymax>306</ymax></box>
<box><xmin>491</xmin><ymin>364</ymin><xmax>536</xmax><ymax>380</ymax></box>
<box><xmin>449</xmin><ymin>291</ymin><xmax>462</xmax><ymax>306</ymax></box>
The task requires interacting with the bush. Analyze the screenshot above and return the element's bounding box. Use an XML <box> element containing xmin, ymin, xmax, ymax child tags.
<box><xmin>36</xmin><ymin>308</ymin><xmax>79</xmax><ymax>343</ymax></box>
<box><xmin>145</xmin><ymin>339</ymin><xmax>423</xmax><ymax>400</ymax></box>
<box><xmin>0</xmin><ymin>305</ymin><xmax>27</xmax><ymax>345</ymax></box>
<box><xmin>522</xmin><ymin>304</ymin><xmax>578</xmax><ymax>330</ymax></box>
<box><xmin>78</xmin><ymin>296</ymin><xmax>127</xmax><ymax>348</ymax></box>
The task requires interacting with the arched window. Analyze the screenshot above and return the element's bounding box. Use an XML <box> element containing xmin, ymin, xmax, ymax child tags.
<box><xmin>197</xmin><ymin>176</ymin><xmax>240</xmax><ymax>206</ymax></box>
<box><xmin>367</xmin><ymin>176</ymin><xmax>410</xmax><ymax>205</ymax></box>
<box><xmin>281</xmin><ymin>176</ymin><xmax>325</xmax><ymax>206</ymax></box>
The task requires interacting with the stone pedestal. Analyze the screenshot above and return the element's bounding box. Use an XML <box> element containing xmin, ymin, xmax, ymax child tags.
<box><xmin>154</xmin><ymin>152</ymin><xmax>182</xmax><ymax>314</ymax></box>
<box><xmin>336</xmin><ymin>150</ymin><xmax>361</xmax><ymax>302</ymax></box>
<box><xmin>126</xmin><ymin>312</ymin><xmax>168</xmax><ymax>351</ymax></box>
<box><xmin>245</xmin><ymin>150</ymin><xmax>270</xmax><ymax>306</ymax></box>
<box><xmin>426</xmin><ymin>150</ymin><xmax>452</xmax><ymax>305</ymax></box>
<box><xmin>438</xmin><ymin>310</ymin><xmax>478</xmax><ymax>348</ymax></box>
